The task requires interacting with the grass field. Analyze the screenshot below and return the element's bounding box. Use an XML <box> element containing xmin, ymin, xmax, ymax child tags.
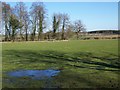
<box><xmin>2</xmin><ymin>40</ymin><xmax>119</xmax><ymax>88</ymax></box>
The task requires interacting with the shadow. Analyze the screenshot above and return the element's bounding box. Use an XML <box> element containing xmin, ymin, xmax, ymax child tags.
<box><xmin>3</xmin><ymin>50</ymin><xmax>120</xmax><ymax>72</ymax></box>
<box><xmin>2</xmin><ymin>50</ymin><xmax>120</xmax><ymax>88</ymax></box>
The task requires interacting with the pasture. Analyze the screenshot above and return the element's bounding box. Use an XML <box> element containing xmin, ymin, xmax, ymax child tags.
<box><xmin>2</xmin><ymin>40</ymin><xmax>119</xmax><ymax>88</ymax></box>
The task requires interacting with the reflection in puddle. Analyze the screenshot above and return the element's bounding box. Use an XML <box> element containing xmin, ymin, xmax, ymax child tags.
<box><xmin>8</xmin><ymin>69</ymin><xmax>60</xmax><ymax>80</ymax></box>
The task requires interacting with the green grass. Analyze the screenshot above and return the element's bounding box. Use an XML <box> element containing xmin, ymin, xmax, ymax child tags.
<box><xmin>2</xmin><ymin>40</ymin><xmax>119</xmax><ymax>88</ymax></box>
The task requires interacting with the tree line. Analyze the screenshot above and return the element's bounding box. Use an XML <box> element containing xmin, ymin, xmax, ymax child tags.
<box><xmin>2</xmin><ymin>2</ymin><xmax>86</xmax><ymax>42</ymax></box>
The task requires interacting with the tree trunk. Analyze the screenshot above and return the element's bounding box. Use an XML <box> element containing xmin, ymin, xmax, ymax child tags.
<box><xmin>5</xmin><ymin>24</ymin><xmax>8</xmax><ymax>41</ymax></box>
<box><xmin>77</xmin><ymin>33</ymin><xmax>79</xmax><ymax>40</ymax></box>
<box><xmin>25</xmin><ymin>27</ymin><xmax>28</xmax><ymax>41</ymax></box>
<box><xmin>12</xmin><ymin>28</ymin><xmax>15</xmax><ymax>42</ymax></box>
<box><xmin>61</xmin><ymin>20</ymin><xmax>65</xmax><ymax>40</ymax></box>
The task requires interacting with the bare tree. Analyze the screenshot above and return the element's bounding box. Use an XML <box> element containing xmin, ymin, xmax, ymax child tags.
<box><xmin>66</xmin><ymin>23</ymin><xmax>74</xmax><ymax>39</ymax></box>
<box><xmin>23</xmin><ymin>11</ymin><xmax>30</xmax><ymax>41</ymax></box>
<box><xmin>2</xmin><ymin>2</ymin><xmax>11</xmax><ymax>41</ymax></box>
<box><xmin>15</xmin><ymin>2</ymin><xmax>26</xmax><ymax>40</ymax></box>
<box><xmin>74</xmin><ymin>20</ymin><xmax>86</xmax><ymax>39</ymax></box>
<box><xmin>30</xmin><ymin>2</ymin><xmax>46</xmax><ymax>41</ymax></box>
<box><xmin>61</xmin><ymin>13</ymin><xmax>69</xmax><ymax>40</ymax></box>
<box><xmin>37</xmin><ymin>3</ymin><xmax>46</xmax><ymax>41</ymax></box>
<box><xmin>2</xmin><ymin>2</ymin><xmax>87</xmax><ymax>42</ymax></box>
<box><xmin>30</xmin><ymin>4</ymin><xmax>37</xmax><ymax>41</ymax></box>
<box><xmin>9</xmin><ymin>12</ymin><xmax>22</xmax><ymax>42</ymax></box>
<box><xmin>52</xmin><ymin>13</ymin><xmax>61</xmax><ymax>39</ymax></box>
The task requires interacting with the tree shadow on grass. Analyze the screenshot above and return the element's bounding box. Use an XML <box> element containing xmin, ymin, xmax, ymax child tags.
<box><xmin>2</xmin><ymin>50</ymin><xmax>120</xmax><ymax>88</ymax></box>
<box><xmin>3</xmin><ymin>50</ymin><xmax>120</xmax><ymax>72</ymax></box>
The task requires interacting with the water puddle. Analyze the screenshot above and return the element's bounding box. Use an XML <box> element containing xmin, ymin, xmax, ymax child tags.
<box><xmin>8</xmin><ymin>69</ymin><xmax>60</xmax><ymax>80</ymax></box>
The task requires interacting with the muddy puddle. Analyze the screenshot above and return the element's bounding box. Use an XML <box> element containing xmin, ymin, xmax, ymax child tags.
<box><xmin>8</xmin><ymin>69</ymin><xmax>60</xmax><ymax>80</ymax></box>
